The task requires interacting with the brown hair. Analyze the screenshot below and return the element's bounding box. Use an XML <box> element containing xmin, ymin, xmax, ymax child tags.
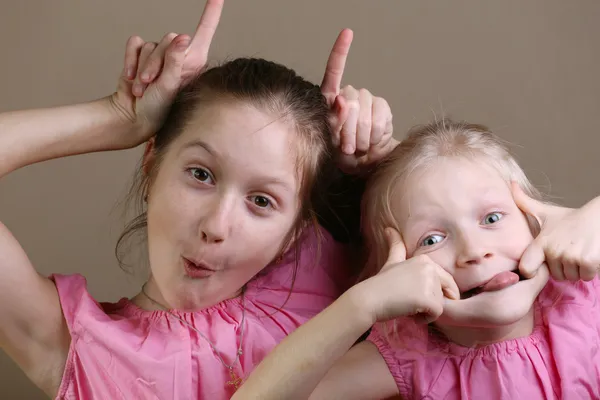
<box><xmin>115</xmin><ymin>58</ymin><xmax>335</xmax><ymax>283</ymax></box>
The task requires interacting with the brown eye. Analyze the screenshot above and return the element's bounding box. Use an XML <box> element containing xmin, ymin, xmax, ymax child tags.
<box><xmin>190</xmin><ymin>168</ymin><xmax>212</xmax><ymax>183</ymax></box>
<box><xmin>253</xmin><ymin>196</ymin><xmax>271</xmax><ymax>208</ymax></box>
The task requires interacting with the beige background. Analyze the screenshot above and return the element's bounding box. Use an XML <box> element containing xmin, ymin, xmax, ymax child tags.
<box><xmin>1</xmin><ymin>0</ymin><xmax>599</xmax><ymax>397</ymax></box>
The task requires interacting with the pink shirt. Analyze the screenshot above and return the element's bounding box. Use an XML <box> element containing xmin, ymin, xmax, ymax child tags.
<box><xmin>369</xmin><ymin>277</ymin><xmax>600</xmax><ymax>399</ymax></box>
<box><xmin>52</xmin><ymin>226</ymin><xmax>350</xmax><ymax>400</ymax></box>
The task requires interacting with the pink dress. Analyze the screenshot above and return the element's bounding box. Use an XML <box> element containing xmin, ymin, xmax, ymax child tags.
<box><xmin>52</xmin><ymin>226</ymin><xmax>350</xmax><ymax>400</ymax></box>
<box><xmin>368</xmin><ymin>277</ymin><xmax>600</xmax><ymax>399</ymax></box>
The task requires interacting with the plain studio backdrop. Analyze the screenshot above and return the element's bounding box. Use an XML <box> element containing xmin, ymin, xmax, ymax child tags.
<box><xmin>1</xmin><ymin>1</ymin><xmax>599</xmax><ymax>397</ymax></box>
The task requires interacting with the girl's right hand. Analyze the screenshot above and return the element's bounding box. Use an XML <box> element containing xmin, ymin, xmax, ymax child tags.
<box><xmin>108</xmin><ymin>0</ymin><xmax>224</xmax><ymax>149</ymax></box>
<box><xmin>357</xmin><ymin>228</ymin><xmax>460</xmax><ymax>324</ymax></box>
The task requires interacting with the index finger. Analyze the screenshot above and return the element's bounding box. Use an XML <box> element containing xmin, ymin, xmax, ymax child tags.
<box><xmin>187</xmin><ymin>0</ymin><xmax>225</xmax><ymax>57</ymax></box>
<box><xmin>320</xmin><ymin>28</ymin><xmax>353</xmax><ymax>97</ymax></box>
<box><xmin>435</xmin><ymin>265</ymin><xmax>460</xmax><ymax>300</ymax></box>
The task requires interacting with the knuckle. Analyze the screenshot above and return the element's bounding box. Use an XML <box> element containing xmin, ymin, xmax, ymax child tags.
<box><xmin>347</xmin><ymin>98</ymin><xmax>360</xmax><ymax>110</ymax></box>
<box><xmin>164</xmin><ymin>32</ymin><xmax>178</xmax><ymax>41</ymax></box>
<box><xmin>127</xmin><ymin>35</ymin><xmax>143</xmax><ymax>46</ymax></box>
<box><xmin>358</xmin><ymin>88</ymin><xmax>372</xmax><ymax>99</ymax></box>
<box><xmin>142</xmin><ymin>42</ymin><xmax>157</xmax><ymax>52</ymax></box>
<box><xmin>545</xmin><ymin>243</ymin><xmax>561</xmax><ymax>259</ymax></box>
<box><xmin>373</xmin><ymin>121</ymin><xmax>386</xmax><ymax>134</ymax></box>
<box><xmin>357</xmin><ymin>119</ymin><xmax>371</xmax><ymax>133</ymax></box>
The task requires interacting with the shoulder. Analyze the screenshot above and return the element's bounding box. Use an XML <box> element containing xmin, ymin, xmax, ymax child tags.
<box><xmin>243</xmin><ymin>225</ymin><xmax>353</xmax><ymax>334</ymax></box>
<box><xmin>366</xmin><ymin>320</ymin><xmax>433</xmax><ymax>397</ymax></box>
<box><xmin>538</xmin><ymin>276</ymin><xmax>600</xmax><ymax>310</ymax></box>
<box><xmin>247</xmin><ymin>225</ymin><xmax>353</xmax><ymax>297</ymax></box>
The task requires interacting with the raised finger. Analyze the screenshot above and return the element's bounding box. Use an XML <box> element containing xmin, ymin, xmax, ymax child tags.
<box><xmin>187</xmin><ymin>0</ymin><xmax>224</xmax><ymax>59</ymax></box>
<box><xmin>320</xmin><ymin>29</ymin><xmax>353</xmax><ymax>101</ymax></box>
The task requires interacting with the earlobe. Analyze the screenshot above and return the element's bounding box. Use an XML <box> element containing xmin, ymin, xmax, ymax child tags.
<box><xmin>142</xmin><ymin>138</ymin><xmax>157</xmax><ymax>176</ymax></box>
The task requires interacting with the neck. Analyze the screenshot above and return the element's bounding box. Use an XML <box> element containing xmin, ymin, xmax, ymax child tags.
<box><xmin>131</xmin><ymin>276</ymin><xmax>243</xmax><ymax>312</ymax></box>
<box><xmin>436</xmin><ymin>307</ymin><xmax>535</xmax><ymax>348</ymax></box>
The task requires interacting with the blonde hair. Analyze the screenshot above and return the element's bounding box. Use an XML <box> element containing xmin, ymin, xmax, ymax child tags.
<box><xmin>361</xmin><ymin>117</ymin><xmax>543</xmax><ymax>280</ymax></box>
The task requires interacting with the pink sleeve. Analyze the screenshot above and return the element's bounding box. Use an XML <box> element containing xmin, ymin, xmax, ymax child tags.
<box><xmin>245</xmin><ymin>225</ymin><xmax>352</xmax><ymax>333</ymax></box>
<box><xmin>367</xmin><ymin>323</ymin><xmax>414</xmax><ymax>398</ymax></box>
<box><xmin>49</xmin><ymin>273</ymin><xmax>91</xmax><ymax>331</ymax></box>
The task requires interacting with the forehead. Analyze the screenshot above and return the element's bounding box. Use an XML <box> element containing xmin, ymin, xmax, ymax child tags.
<box><xmin>392</xmin><ymin>157</ymin><xmax>513</xmax><ymax>223</ymax></box>
<box><xmin>171</xmin><ymin>100</ymin><xmax>298</xmax><ymax>177</ymax></box>
<box><xmin>183</xmin><ymin>100</ymin><xmax>294</xmax><ymax>153</ymax></box>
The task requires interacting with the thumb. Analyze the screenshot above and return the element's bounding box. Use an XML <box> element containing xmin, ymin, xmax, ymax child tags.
<box><xmin>383</xmin><ymin>228</ymin><xmax>407</xmax><ymax>267</ymax></box>
<box><xmin>518</xmin><ymin>239</ymin><xmax>545</xmax><ymax>278</ymax></box>
<box><xmin>156</xmin><ymin>34</ymin><xmax>191</xmax><ymax>94</ymax></box>
<box><xmin>511</xmin><ymin>181</ymin><xmax>545</xmax><ymax>226</ymax></box>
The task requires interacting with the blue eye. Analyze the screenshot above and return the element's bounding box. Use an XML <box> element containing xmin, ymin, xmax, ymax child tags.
<box><xmin>190</xmin><ymin>168</ymin><xmax>213</xmax><ymax>184</ymax></box>
<box><xmin>483</xmin><ymin>212</ymin><xmax>503</xmax><ymax>225</ymax></box>
<box><xmin>421</xmin><ymin>234</ymin><xmax>444</xmax><ymax>247</ymax></box>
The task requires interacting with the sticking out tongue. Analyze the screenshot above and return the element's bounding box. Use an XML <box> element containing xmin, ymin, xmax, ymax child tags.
<box><xmin>481</xmin><ymin>270</ymin><xmax>520</xmax><ymax>292</ymax></box>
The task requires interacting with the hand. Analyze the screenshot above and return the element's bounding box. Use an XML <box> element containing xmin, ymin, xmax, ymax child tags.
<box><xmin>513</xmin><ymin>182</ymin><xmax>600</xmax><ymax>281</ymax></box>
<box><xmin>320</xmin><ymin>30</ymin><xmax>398</xmax><ymax>174</ymax></box>
<box><xmin>108</xmin><ymin>0</ymin><xmax>224</xmax><ymax>149</ymax></box>
<box><xmin>358</xmin><ymin>228</ymin><xmax>459</xmax><ymax>324</ymax></box>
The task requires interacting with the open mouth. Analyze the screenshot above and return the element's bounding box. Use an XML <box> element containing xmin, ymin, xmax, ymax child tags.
<box><xmin>460</xmin><ymin>269</ymin><xmax>527</xmax><ymax>300</ymax></box>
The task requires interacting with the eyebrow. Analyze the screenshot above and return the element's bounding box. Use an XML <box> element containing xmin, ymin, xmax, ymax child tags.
<box><xmin>255</xmin><ymin>177</ymin><xmax>296</xmax><ymax>194</ymax></box>
<box><xmin>179</xmin><ymin>140</ymin><xmax>218</xmax><ymax>157</ymax></box>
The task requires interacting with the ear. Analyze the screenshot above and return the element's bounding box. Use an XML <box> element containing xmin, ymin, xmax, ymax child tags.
<box><xmin>142</xmin><ymin>138</ymin><xmax>157</xmax><ymax>176</ymax></box>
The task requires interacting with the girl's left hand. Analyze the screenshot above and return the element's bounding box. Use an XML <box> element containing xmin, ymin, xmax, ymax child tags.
<box><xmin>320</xmin><ymin>30</ymin><xmax>399</xmax><ymax>174</ymax></box>
<box><xmin>513</xmin><ymin>182</ymin><xmax>600</xmax><ymax>281</ymax></box>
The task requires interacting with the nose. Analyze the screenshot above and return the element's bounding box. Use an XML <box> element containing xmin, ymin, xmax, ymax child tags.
<box><xmin>200</xmin><ymin>195</ymin><xmax>235</xmax><ymax>244</ymax></box>
<box><xmin>455</xmin><ymin>229</ymin><xmax>493</xmax><ymax>268</ymax></box>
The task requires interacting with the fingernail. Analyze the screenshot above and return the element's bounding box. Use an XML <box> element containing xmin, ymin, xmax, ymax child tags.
<box><xmin>343</xmin><ymin>144</ymin><xmax>354</xmax><ymax>154</ymax></box>
<box><xmin>126</xmin><ymin>68</ymin><xmax>134</xmax><ymax>79</ymax></box>
<box><xmin>141</xmin><ymin>72</ymin><xmax>151</xmax><ymax>82</ymax></box>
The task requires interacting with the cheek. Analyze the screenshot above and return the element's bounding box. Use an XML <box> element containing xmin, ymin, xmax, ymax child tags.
<box><xmin>502</xmin><ymin>216</ymin><xmax>534</xmax><ymax>259</ymax></box>
<box><xmin>147</xmin><ymin>180</ymin><xmax>197</xmax><ymax>242</ymax></box>
<box><xmin>419</xmin><ymin>247</ymin><xmax>455</xmax><ymax>274</ymax></box>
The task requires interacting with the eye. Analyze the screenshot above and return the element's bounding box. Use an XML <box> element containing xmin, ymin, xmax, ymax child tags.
<box><xmin>482</xmin><ymin>212</ymin><xmax>503</xmax><ymax>225</ymax></box>
<box><xmin>189</xmin><ymin>167</ymin><xmax>214</xmax><ymax>184</ymax></box>
<box><xmin>420</xmin><ymin>234</ymin><xmax>445</xmax><ymax>247</ymax></box>
<box><xmin>250</xmin><ymin>195</ymin><xmax>272</xmax><ymax>209</ymax></box>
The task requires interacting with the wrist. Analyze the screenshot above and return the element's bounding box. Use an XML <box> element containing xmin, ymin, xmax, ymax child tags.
<box><xmin>96</xmin><ymin>95</ymin><xmax>145</xmax><ymax>150</ymax></box>
<box><xmin>342</xmin><ymin>284</ymin><xmax>378</xmax><ymax>330</ymax></box>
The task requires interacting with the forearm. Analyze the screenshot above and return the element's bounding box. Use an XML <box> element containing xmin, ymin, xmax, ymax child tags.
<box><xmin>234</xmin><ymin>288</ymin><xmax>374</xmax><ymax>400</ymax></box>
<box><xmin>0</xmin><ymin>95</ymin><xmax>135</xmax><ymax>179</ymax></box>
